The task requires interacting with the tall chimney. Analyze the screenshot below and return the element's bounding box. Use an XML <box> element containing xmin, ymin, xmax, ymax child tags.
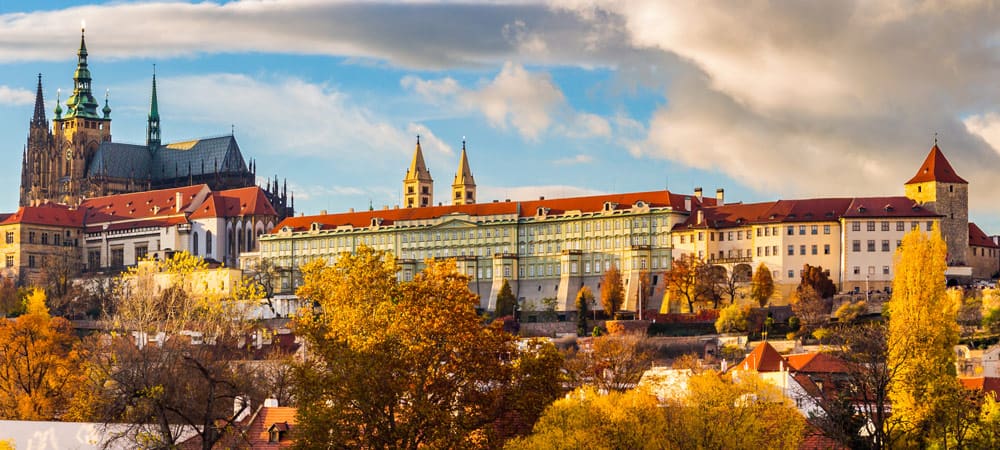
<box><xmin>694</xmin><ymin>187</ymin><xmax>703</xmax><ymax>201</ymax></box>
<box><xmin>697</xmin><ymin>210</ymin><xmax>704</xmax><ymax>224</ymax></box>
<box><xmin>716</xmin><ymin>188</ymin><xmax>725</xmax><ymax>206</ymax></box>
<box><xmin>175</xmin><ymin>192</ymin><xmax>182</xmax><ymax>213</ymax></box>
<box><xmin>684</xmin><ymin>196</ymin><xmax>691</xmax><ymax>211</ymax></box>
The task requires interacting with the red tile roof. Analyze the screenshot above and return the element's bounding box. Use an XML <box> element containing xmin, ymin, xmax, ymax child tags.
<box><xmin>246</xmin><ymin>406</ymin><xmax>297</xmax><ymax>448</ymax></box>
<box><xmin>274</xmin><ymin>190</ymin><xmax>714</xmax><ymax>233</ymax></box>
<box><xmin>80</xmin><ymin>184</ymin><xmax>208</xmax><ymax>225</ymax></box>
<box><xmin>959</xmin><ymin>376</ymin><xmax>1000</xmax><ymax>398</ymax></box>
<box><xmin>785</xmin><ymin>352</ymin><xmax>849</xmax><ymax>374</ymax></box>
<box><xmin>969</xmin><ymin>223</ymin><xmax>998</xmax><ymax>249</ymax></box>
<box><xmin>841</xmin><ymin>196</ymin><xmax>938</xmax><ymax>218</ymax></box>
<box><xmin>0</xmin><ymin>203</ymin><xmax>84</xmax><ymax>228</ymax></box>
<box><xmin>736</xmin><ymin>342</ymin><xmax>786</xmax><ymax>372</ymax></box>
<box><xmin>190</xmin><ymin>186</ymin><xmax>277</xmax><ymax>219</ymax></box>
<box><xmin>906</xmin><ymin>144</ymin><xmax>968</xmax><ymax>184</ymax></box>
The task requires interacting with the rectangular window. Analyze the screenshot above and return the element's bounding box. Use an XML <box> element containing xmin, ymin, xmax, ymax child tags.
<box><xmin>897</xmin><ymin>240</ymin><xmax>902</xmax><ymax>248</ymax></box>
<box><xmin>773</xmin><ymin>245</ymin><xmax>778</xmax><ymax>255</ymax></box>
<box><xmin>728</xmin><ymin>231</ymin><xmax>734</xmax><ymax>241</ymax></box>
<box><xmin>799</xmin><ymin>225</ymin><xmax>806</xmax><ymax>235</ymax></box>
<box><xmin>881</xmin><ymin>221</ymin><xmax>890</xmax><ymax>231</ymax></box>
<box><xmin>4</xmin><ymin>232</ymin><xmax>12</xmax><ymax>244</ymax></box>
<box><xmin>881</xmin><ymin>240</ymin><xmax>890</xmax><ymax>252</ymax></box>
<box><xmin>852</xmin><ymin>222</ymin><xmax>861</xmax><ymax>232</ymax></box>
<box><xmin>867</xmin><ymin>221</ymin><xmax>876</xmax><ymax>232</ymax></box>
<box><xmin>896</xmin><ymin>221</ymin><xmax>905</xmax><ymax>231</ymax></box>
<box><xmin>698</xmin><ymin>232</ymin><xmax>704</xmax><ymax>241</ymax></box>
<box><xmin>811</xmin><ymin>245</ymin><xmax>817</xmax><ymax>255</ymax></box>
<box><xmin>824</xmin><ymin>244</ymin><xmax>830</xmax><ymax>255</ymax></box>
<box><xmin>800</xmin><ymin>245</ymin><xmax>806</xmax><ymax>255</ymax></box>
<box><xmin>788</xmin><ymin>270</ymin><xmax>795</xmax><ymax>279</ymax></box>
<box><xmin>787</xmin><ymin>226</ymin><xmax>794</xmax><ymax>236</ymax></box>
<box><xmin>719</xmin><ymin>233</ymin><xmax>724</xmax><ymax>242</ymax></box>
<box><xmin>757</xmin><ymin>228</ymin><xmax>762</xmax><ymax>237</ymax></box>
<box><xmin>41</xmin><ymin>233</ymin><xmax>48</xmax><ymax>245</ymax></box>
<box><xmin>883</xmin><ymin>266</ymin><xmax>890</xmax><ymax>275</ymax></box>
<box><xmin>111</xmin><ymin>248</ymin><xmax>124</xmax><ymax>267</ymax></box>
<box><xmin>765</xmin><ymin>246</ymin><xmax>771</xmax><ymax>256</ymax></box>
<box><xmin>811</xmin><ymin>225</ymin><xmax>818</xmax><ymax>235</ymax></box>
<box><xmin>28</xmin><ymin>231</ymin><xmax>35</xmax><ymax>244</ymax></box>
<box><xmin>853</xmin><ymin>266</ymin><xmax>860</xmax><ymax>275</ymax></box>
<box><xmin>852</xmin><ymin>240</ymin><xmax>861</xmax><ymax>252</ymax></box>
<box><xmin>757</xmin><ymin>247</ymin><xmax>762</xmax><ymax>257</ymax></box>
<box><xmin>135</xmin><ymin>245</ymin><xmax>148</xmax><ymax>261</ymax></box>
<box><xmin>867</xmin><ymin>240</ymin><xmax>876</xmax><ymax>252</ymax></box>
<box><xmin>28</xmin><ymin>255</ymin><xmax>35</xmax><ymax>268</ymax></box>
<box><xmin>4</xmin><ymin>255</ymin><xmax>12</xmax><ymax>267</ymax></box>
<box><xmin>765</xmin><ymin>227</ymin><xmax>771</xmax><ymax>237</ymax></box>
<box><xmin>788</xmin><ymin>245</ymin><xmax>794</xmax><ymax>256</ymax></box>
<box><xmin>88</xmin><ymin>250</ymin><xmax>100</xmax><ymax>269</ymax></box>
<box><xmin>926</xmin><ymin>221</ymin><xmax>934</xmax><ymax>231</ymax></box>
<box><xmin>911</xmin><ymin>221</ymin><xmax>919</xmax><ymax>231</ymax></box>
<box><xmin>823</xmin><ymin>225</ymin><xmax>831</xmax><ymax>235</ymax></box>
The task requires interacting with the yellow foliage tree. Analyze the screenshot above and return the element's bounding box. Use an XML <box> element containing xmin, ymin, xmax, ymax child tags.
<box><xmin>887</xmin><ymin>227</ymin><xmax>961</xmax><ymax>445</ymax></box>
<box><xmin>293</xmin><ymin>246</ymin><xmax>563</xmax><ymax>448</ymax></box>
<box><xmin>0</xmin><ymin>289</ymin><xmax>84</xmax><ymax>420</ymax></box>
<box><xmin>506</xmin><ymin>386</ymin><xmax>667</xmax><ymax>450</ymax></box>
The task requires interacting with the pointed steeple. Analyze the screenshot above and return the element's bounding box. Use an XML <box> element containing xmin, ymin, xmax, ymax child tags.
<box><xmin>54</xmin><ymin>89</ymin><xmax>62</xmax><ymax>119</ymax></box>
<box><xmin>102</xmin><ymin>89</ymin><xmax>111</xmax><ymax>118</ymax></box>
<box><xmin>906</xmin><ymin>143</ymin><xmax>968</xmax><ymax>185</ymax></box>
<box><xmin>451</xmin><ymin>138</ymin><xmax>476</xmax><ymax>205</ymax></box>
<box><xmin>65</xmin><ymin>27</ymin><xmax>100</xmax><ymax>119</ymax></box>
<box><xmin>146</xmin><ymin>70</ymin><xmax>161</xmax><ymax>151</ymax></box>
<box><xmin>31</xmin><ymin>74</ymin><xmax>47</xmax><ymax>128</ymax></box>
<box><xmin>403</xmin><ymin>135</ymin><xmax>434</xmax><ymax>208</ymax></box>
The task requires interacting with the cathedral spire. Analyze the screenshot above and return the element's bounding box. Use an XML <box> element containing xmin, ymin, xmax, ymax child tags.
<box><xmin>31</xmin><ymin>74</ymin><xmax>47</xmax><ymax>128</ymax></box>
<box><xmin>146</xmin><ymin>69</ymin><xmax>161</xmax><ymax>151</ymax></box>
<box><xmin>65</xmin><ymin>27</ymin><xmax>99</xmax><ymax>119</ymax></box>
<box><xmin>451</xmin><ymin>138</ymin><xmax>476</xmax><ymax>205</ymax></box>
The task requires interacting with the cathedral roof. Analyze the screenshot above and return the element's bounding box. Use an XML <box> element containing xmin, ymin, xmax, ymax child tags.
<box><xmin>189</xmin><ymin>186</ymin><xmax>277</xmax><ymax>219</ymax></box>
<box><xmin>86</xmin><ymin>135</ymin><xmax>248</xmax><ymax>181</ymax></box>
<box><xmin>905</xmin><ymin>144</ymin><xmax>968</xmax><ymax>185</ymax></box>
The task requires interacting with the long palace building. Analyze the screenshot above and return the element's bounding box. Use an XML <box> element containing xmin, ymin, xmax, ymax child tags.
<box><xmin>259</xmin><ymin>139</ymin><xmax>998</xmax><ymax>314</ymax></box>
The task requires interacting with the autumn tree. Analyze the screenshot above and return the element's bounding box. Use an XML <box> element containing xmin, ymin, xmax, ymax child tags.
<box><xmin>39</xmin><ymin>246</ymin><xmax>81</xmax><ymax>313</ymax></box>
<box><xmin>506</xmin><ymin>386</ymin><xmax>668</xmax><ymax>450</ymax></box>
<box><xmin>575</xmin><ymin>286</ymin><xmax>593</xmax><ymax>336</ymax></box>
<box><xmin>600</xmin><ymin>264</ymin><xmax>624</xmax><ymax>318</ymax></box>
<box><xmin>292</xmin><ymin>246</ymin><xmax>562</xmax><ymax>448</ymax></box>
<box><xmin>715</xmin><ymin>303</ymin><xmax>750</xmax><ymax>334</ymax></box>
<box><xmin>0</xmin><ymin>289</ymin><xmax>85</xmax><ymax>420</ymax></box>
<box><xmin>663</xmin><ymin>254</ymin><xmax>717</xmax><ymax>312</ymax></box>
<box><xmin>661</xmin><ymin>371</ymin><xmax>806</xmax><ymax>450</ymax></box>
<box><xmin>798</xmin><ymin>264</ymin><xmax>837</xmax><ymax>299</ymax></box>
<box><xmin>565</xmin><ymin>333</ymin><xmax>654</xmax><ymax>393</ymax></box>
<box><xmin>495</xmin><ymin>278</ymin><xmax>516</xmax><ymax>318</ymax></box>
<box><xmin>887</xmin><ymin>228</ymin><xmax>961</xmax><ymax>447</ymax></box>
<box><xmin>750</xmin><ymin>262</ymin><xmax>775</xmax><ymax>307</ymax></box>
<box><xmin>720</xmin><ymin>264</ymin><xmax>752</xmax><ymax>304</ymax></box>
<box><xmin>83</xmin><ymin>252</ymin><xmax>271</xmax><ymax>450</ymax></box>
<box><xmin>791</xmin><ymin>285</ymin><xmax>830</xmax><ymax>334</ymax></box>
<box><xmin>247</xmin><ymin>257</ymin><xmax>282</xmax><ymax>316</ymax></box>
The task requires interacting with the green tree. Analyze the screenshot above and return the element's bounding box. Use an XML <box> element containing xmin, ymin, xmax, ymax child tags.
<box><xmin>798</xmin><ymin>264</ymin><xmax>837</xmax><ymax>299</ymax></box>
<box><xmin>715</xmin><ymin>303</ymin><xmax>750</xmax><ymax>334</ymax></box>
<box><xmin>887</xmin><ymin>228</ymin><xmax>960</xmax><ymax>446</ymax></box>
<box><xmin>292</xmin><ymin>246</ymin><xmax>561</xmax><ymax>448</ymax></box>
<box><xmin>750</xmin><ymin>262</ymin><xmax>775</xmax><ymax>307</ymax></box>
<box><xmin>575</xmin><ymin>286</ymin><xmax>593</xmax><ymax>336</ymax></box>
<box><xmin>495</xmin><ymin>278</ymin><xmax>516</xmax><ymax>318</ymax></box>
<box><xmin>600</xmin><ymin>265</ymin><xmax>624</xmax><ymax>318</ymax></box>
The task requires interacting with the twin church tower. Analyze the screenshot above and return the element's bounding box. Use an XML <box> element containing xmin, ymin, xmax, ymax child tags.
<box><xmin>403</xmin><ymin>136</ymin><xmax>476</xmax><ymax>208</ymax></box>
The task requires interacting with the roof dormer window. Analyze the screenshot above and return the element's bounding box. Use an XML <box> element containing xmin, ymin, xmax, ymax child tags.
<box><xmin>310</xmin><ymin>222</ymin><xmax>322</xmax><ymax>231</ymax></box>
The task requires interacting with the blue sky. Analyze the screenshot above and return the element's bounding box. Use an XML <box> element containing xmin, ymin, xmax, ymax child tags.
<box><xmin>3</xmin><ymin>1</ymin><xmax>1000</xmax><ymax>232</ymax></box>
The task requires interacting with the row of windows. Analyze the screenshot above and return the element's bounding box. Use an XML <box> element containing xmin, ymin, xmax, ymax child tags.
<box><xmin>850</xmin><ymin>220</ymin><xmax>933</xmax><ymax>232</ymax></box>
<box><xmin>851</xmin><ymin>240</ymin><xmax>901</xmax><ymax>252</ymax></box>
<box><xmin>785</xmin><ymin>244</ymin><xmax>833</xmax><ymax>256</ymax></box>
<box><xmin>785</xmin><ymin>225</ymin><xmax>833</xmax><ymax>236</ymax></box>
<box><xmin>3</xmin><ymin>230</ymin><xmax>76</xmax><ymax>246</ymax></box>
<box><xmin>852</xmin><ymin>265</ymin><xmax>891</xmax><ymax>276</ymax></box>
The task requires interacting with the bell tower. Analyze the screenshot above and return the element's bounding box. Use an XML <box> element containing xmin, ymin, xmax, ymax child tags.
<box><xmin>451</xmin><ymin>139</ymin><xmax>476</xmax><ymax>205</ymax></box>
<box><xmin>903</xmin><ymin>141</ymin><xmax>969</xmax><ymax>265</ymax></box>
<box><xmin>403</xmin><ymin>136</ymin><xmax>433</xmax><ymax>208</ymax></box>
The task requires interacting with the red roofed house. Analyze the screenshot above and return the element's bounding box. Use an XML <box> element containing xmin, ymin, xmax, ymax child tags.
<box><xmin>80</xmin><ymin>184</ymin><xmax>277</xmax><ymax>271</ymax></box>
<box><xmin>731</xmin><ymin>342</ymin><xmax>852</xmax><ymax>418</ymax></box>
<box><xmin>0</xmin><ymin>203</ymin><xmax>84</xmax><ymax>284</ymax></box>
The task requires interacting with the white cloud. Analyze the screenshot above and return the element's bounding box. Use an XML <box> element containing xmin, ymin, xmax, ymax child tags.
<box><xmin>553</xmin><ymin>154</ymin><xmax>594</xmax><ymax>165</ymax></box>
<box><xmin>406</xmin><ymin>123</ymin><xmax>454</xmax><ymax>156</ymax></box>
<box><xmin>0</xmin><ymin>85</ymin><xmax>33</xmax><ymax>105</ymax></box>
<box><xmin>404</xmin><ymin>62</ymin><xmax>610</xmax><ymax>140</ymax></box>
<box><xmin>965</xmin><ymin>113</ymin><xmax>1000</xmax><ymax>157</ymax></box>
<box><xmin>158</xmin><ymin>73</ymin><xmax>411</xmax><ymax>162</ymax></box>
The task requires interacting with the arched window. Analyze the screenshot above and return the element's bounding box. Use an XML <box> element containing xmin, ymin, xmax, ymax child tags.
<box><xmin>206</xmin><ymin>231</ymin><xmax>213</xmax><ymax>256</ymax></box>
<box><xmin>247</xmin><ymin>228</ymin><xmax>254</xmax><ymax>251</ymax></box>
<box><xmin>193</xmin><ymin>232</ymin><xmax>200</xmax><ymax>256</ymax></box>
